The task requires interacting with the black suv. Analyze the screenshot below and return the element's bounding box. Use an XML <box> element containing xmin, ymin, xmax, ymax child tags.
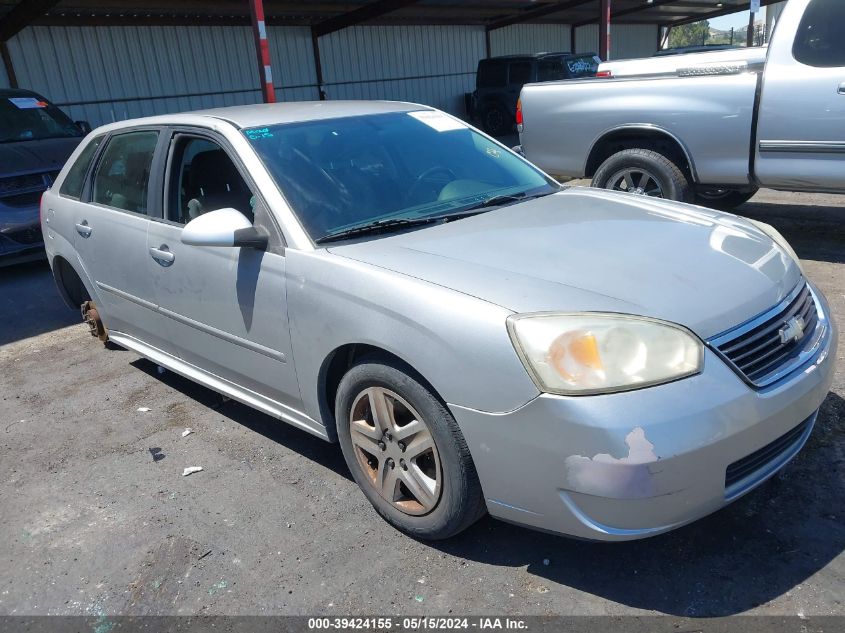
<box><xmin>472</xmin><ymin>52</ymin><xmax>600</xmax><ymax>136</ymax></box>
<box><xmin>1</xmin><ymin>89</ymin><xmax>89</xmax><ymax>265</ymax></box>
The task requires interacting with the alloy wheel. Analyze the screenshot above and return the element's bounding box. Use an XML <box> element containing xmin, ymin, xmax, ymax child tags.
<box><xmin>349</xmin><ymin>387</ymin><xmax>442</xmax><ymax>516</ymax></box>
<box><xmin>605</xmin><ymin>168</ymin><xmax>664</xmax><ymax>198</ymax></box>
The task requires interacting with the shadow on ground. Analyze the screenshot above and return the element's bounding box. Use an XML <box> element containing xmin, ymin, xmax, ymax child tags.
<box><xmin>737</xmin><ymin>199</ymin><xmax>845</xmax><ymax>265</ymax></box>
<box><xmin>0</xmin><ymin>259</ymin><xmax>77</xmax><ymax>346</ymax></box>
<box><xmin>131</xmin><ymin>358</ymin><xmax>352</xmax><ymax>482</ymax></box>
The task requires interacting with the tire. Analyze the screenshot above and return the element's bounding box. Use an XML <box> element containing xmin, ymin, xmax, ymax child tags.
<box><xmin>695</xmin><ymin>187</ymin><xmax>758</xmax><ymax>210</ymax></box>
<box><xmin>481</xmin><ymin>104</ymin><xmax>511</xmax><ymax>137</ymax></box>
<box><xmin>335</xmin><ymin>357</ymin><xmax>486</xmax><ymax>540</ymax></box>
<box><xmin>592</xmin><ymin>148</ymin><xmax>693</xmax><ymax>203</ymax></box>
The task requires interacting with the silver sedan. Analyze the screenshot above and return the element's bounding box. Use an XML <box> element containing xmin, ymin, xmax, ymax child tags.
<box><xmin>42</xmin><ymin>101</ymin><xmax>837</xmax><ymax>540</ymax></box>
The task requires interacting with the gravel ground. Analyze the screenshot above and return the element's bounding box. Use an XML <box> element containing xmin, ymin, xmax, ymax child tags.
<box><xmin>0</xmin><ymin>189</ymin><xmax>843</xmax><ymax>618</ymax></box>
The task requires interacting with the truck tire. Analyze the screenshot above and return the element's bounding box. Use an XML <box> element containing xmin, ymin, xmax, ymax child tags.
<box><xmin>592</xmin><ymin>149</ymin><xmax>693</xmax><ymax>203</ymax></box>
<box><xmin>481</xmin><ymin>104</ymin><xmax>511</xmax><ymax>137</ymax></box>
<box><xmin>695</xmin><ymin>187</ymin><xmax>758</xmax><ymax>210</ymax></box>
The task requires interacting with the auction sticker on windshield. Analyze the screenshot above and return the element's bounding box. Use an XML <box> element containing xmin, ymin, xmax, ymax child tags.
<box><xmin>9</xmin><ymin>97</ymin><xmax>47</xmax><ymax>109</ymax></box>
<box><xmin>408</xmin><ymin>110</ymin><xmax>465</xmax><ymax>132</ymax></box>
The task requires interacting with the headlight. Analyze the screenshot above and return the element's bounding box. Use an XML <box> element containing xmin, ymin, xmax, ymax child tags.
<box><xmin>507</xmin><ymin>313</ymin><xmax>703</xmax><ymax>395</ymax></box>
<box><xmin>748</xmin><ymin>219</ymin><xmax>803</xmax><ymax>273</ymax></box>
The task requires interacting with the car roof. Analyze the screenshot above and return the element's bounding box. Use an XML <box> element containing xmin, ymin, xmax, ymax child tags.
<box><xmin>481</xmin><ymin>52</ymin><xmax>594</xmax><ymax>63</ymax></box>
<box><xmin>0</xmin><ymin>88</ymin><xmax>47</xmax><ymax>100</ymax></box>
<box><xmin>88</xmin><ymin>100</ymin><xmax>432</xmax><ymax>134</ymax></box>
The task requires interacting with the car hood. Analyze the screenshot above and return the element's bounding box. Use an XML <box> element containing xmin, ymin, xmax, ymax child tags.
<box><xmin>328</xmin><ymin>188</ymin><xmax>802</xmax><ymax>339</ymax></box>
<box><xmin>0</xmin><ymin>137</ymin><xmax>82</xmax><ymax>176</ymax></box>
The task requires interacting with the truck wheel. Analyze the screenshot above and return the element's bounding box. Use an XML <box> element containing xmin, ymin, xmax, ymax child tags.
<box><xmin>481</xmin><ymin>105</ymin><xmax>511</xmax><ymax>137</ymax></box>
<box><xmin>335</xmin><ymin>357</ymin><xmax>486</xmax><ymax>540</ymax></box>
<box><xmin>592</xmin><ymin>149</ymin><xmax>693</xmax><ymax>203</ymax></box>
<box><xmin>695</xmin><ymin>187</ymin><xmax>758</xmax><ymax>210</ymax></box>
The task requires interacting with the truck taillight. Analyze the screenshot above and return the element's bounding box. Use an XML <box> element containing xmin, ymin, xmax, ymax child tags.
<box><xmin>596</xmin><ymin>70</ymin><xmax>612</xmax><ymax>78</ymax></box>
<box><xmin>516</xmin><ymin>98</ymin><xmax>523</xmax><ymax>126</ymax></box>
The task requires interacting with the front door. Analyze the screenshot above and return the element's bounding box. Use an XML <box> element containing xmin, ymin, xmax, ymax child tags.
<box><xmin>146</xmin><ymin>132</ymin><xmax>302</xmax><ymax>415</ymax></box>
<box><xmin>755</xmin><ymin>0</ymin><xmax>845</xmax><ymax>191</ymax></box>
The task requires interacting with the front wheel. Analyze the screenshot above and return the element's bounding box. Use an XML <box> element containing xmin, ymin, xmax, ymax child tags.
<box><xmin>592</xmin><ymin>148</ymin><xmax>693</xmax><ymax>203</ymax></box>
<box><xmin>695</xmin><ymin>187</ymin><xmax>758</xmax><ymax>210</ymax></box>
<box><xmin>336</xmin><ymin>358</ymin><xmax>486</xmax><ymax>540</ymax></box>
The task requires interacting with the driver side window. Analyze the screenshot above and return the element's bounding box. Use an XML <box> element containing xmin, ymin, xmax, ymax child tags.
<box><xmin>167</xmin><ymin>136</ymin><xmax>255</xmax><ymax>224</ymax></box>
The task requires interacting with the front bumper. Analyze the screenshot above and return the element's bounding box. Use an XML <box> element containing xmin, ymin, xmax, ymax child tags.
<box><xmin>1</xmin><ymin>201</ymin><xmax>44</xmax><ymax>265</ymax></box>
<box><xmin>452</xmin><ymin>289</ymin><xmax>838</xmax><ymax>541</ymax></box>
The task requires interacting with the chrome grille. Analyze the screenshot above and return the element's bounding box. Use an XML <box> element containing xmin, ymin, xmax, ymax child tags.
<box><xmin>710</xmin><ymin>282</ymin><xmax>824</xmax><ymax>388</ymax></box>
<box><xmin>0</xmin><ymin>172</ymin><xmax>51</xmax><ymax>198</ymax></box>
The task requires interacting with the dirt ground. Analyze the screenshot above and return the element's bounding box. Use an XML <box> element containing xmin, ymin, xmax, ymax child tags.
<box><xmin>0</xmin><ymin>188</ymin><xmax>843</xmax><ymax>618</ymax></box>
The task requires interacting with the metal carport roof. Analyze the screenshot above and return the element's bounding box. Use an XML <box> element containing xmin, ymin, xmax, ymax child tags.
<box><xmin>0</xmin><ymin>1</ymin><xmax>784</xmax><ymax>33</ymax></box>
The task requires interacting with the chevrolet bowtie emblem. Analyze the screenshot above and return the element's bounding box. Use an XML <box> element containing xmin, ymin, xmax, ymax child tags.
<box><xmin>779</xmin><ymin>316</ymin><xmax>806</xmax><ymax>344</ymax></box>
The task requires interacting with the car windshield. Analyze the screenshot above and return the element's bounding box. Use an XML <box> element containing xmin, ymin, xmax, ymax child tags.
<box><xmin>0</xmin><ymin>95</ymin><xmax>82</xmax><ymax>143</ymax></box>
<box><xmin>244</xmin><ymin>111</ymin><xmax>557</xmax><ymax>242</ymax></box>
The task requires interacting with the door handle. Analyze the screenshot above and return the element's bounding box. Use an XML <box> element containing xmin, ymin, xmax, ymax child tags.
<box><xmin>149</xmin><ymin>245</ymin><xmax>175</xmax><ymax>266</ymax></box>
<box><xmin>75</xmin><ymin>221</ymin><xmax>92</xmax><ymax>238</ymax></box>
<box><xmin>839</xmin><ymin>82</ymin><xmax>845</xmax><ymax>94</ymax></box>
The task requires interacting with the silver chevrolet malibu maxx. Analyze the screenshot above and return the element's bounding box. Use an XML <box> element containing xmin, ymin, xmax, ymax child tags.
<box><xmin>42</xmin><ymin>102</ymin><xmax>837</xmax><ymax>541</ymax></box>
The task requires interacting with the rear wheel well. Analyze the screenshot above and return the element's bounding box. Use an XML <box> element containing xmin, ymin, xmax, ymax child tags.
<box><xmin>586</xmin><ymin>130</ymin><xmax>694</xmax><ymax>182</ymax></box>
<box><xmin>319</xmin><ymin>344</ymin><xmax>443</xmax><ymax>441</ymax></box>
<box><xmin>52</xmin><ymin>256</ymin><xmax>90</xmax><ymax>309</ymax></box>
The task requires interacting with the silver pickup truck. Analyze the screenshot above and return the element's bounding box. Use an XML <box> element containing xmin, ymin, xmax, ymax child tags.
<box><xmin>518</xmin><ymin>0</ymin><xmax>845</xmax><ymax>209</ymax></box>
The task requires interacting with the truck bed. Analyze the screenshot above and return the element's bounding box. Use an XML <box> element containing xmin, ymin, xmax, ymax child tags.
<box><xmin>518</xmin><ymin>56</ymin><xmax>762</xmax><ymax>186</ymax></box>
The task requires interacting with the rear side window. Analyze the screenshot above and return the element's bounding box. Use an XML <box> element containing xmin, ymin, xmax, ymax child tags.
<box><xmin>478</xmin><ymin>62</ymin><xmax>507</xmax><ymax>88</ymax></box>
<box><xmin>92</xmin><ymin>130</ymin><xmax>159</xmax><ymax>215</ymax></box>
<box><xmin>508</xmin><ymin>62</ymin><xmax>532</xmax><ymax>85</ymax></box>
<box><xmin>565</xmin><ymin>55</ymin><xmax>601</xmax><ymax>77</ymax></box>
<box><xmin>59</xmin><ymin>135</ymin><xmax>103</xmax><ymax>200</ymax></box>
<box><xmin>537</xmin><ymin>59</ymin><xmax>566</xmax><ymax>82</ymax></box>
<box><xmin>793</xmin><ymin>0</ymin><xmax>845</xmax><ymax>68</ymax></box>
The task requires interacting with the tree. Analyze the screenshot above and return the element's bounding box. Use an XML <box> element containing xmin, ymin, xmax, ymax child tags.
<box><xmin>668</xmin><ymin>20</ymin><xmax>710</xmax><ymax>48</ymax></box>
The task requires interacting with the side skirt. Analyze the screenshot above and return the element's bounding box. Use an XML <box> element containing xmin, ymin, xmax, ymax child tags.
<box><xmin>109</xmin><ymin>331</ymin><xmax>331</xmax><ymax>442</ymax></box>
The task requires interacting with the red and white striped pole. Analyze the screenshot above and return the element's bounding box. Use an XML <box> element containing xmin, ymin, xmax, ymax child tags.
<box><xmin>249</xmin><ymin>0</ymin><xmax>276</xmax><ymax>103</ymax></box>
<box><xmin>599</xmin><ymin>0</ymin><xmax>611</xmax><ymax>62</ymax></box>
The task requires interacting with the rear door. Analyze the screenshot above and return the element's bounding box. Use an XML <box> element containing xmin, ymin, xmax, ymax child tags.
<box><xmin>755</xmin><ymin>0</ymin><xmax>845</xmax><ymax>191</ymax></box>
<box><xmin>146</xmin><ymin>129</ymin><xmax>301</xmax><ymax>412</ymax></box>
<box><xmin>71</xmin><ymin>127</ymin><xmax>172</xmax><ymax>350</ymax></box>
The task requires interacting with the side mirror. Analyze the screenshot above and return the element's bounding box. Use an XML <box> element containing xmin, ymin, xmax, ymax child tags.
<box><xmin>181</xmin><ymin>208</ymin><xmax>268</xmax><ymax>250</ymax></box>
<box><xmin>75</xmin><ymin>120</ymin><xmax>92</xmax><ymax>135</ymax></box>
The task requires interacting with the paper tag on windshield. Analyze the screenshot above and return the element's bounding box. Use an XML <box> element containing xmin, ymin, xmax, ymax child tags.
<box><xmin>408</xmin><ymin>110</ymin><xmax>465</xmax><ymax>132</ymax></box>
<box><xmin>9</xmin><ymin>97</ymin><xmax>47</xmax><ymax>109</ymax></box>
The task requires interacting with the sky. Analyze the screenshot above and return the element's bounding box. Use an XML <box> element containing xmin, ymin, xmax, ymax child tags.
<box><xmin>709</xmin><ymin>8</ymin><xmax>765</xmax><ymax>31</ymax></box>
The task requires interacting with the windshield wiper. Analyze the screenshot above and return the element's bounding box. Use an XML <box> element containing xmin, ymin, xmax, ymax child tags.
<box><xmin>315</xmin><ymin>216</ymin><xmax>441</xmax><ymax>244</ymax></box>
<box><xmin>444</xmin><ymin>190</ymin><xmax>556</xmax><ymax>219</ymax></box>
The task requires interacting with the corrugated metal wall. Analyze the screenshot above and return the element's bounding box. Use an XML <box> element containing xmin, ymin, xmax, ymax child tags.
<box><xmin>575</xmin><ymin>24</ymin><xmax>658</xmax><ymax>59</ymax></box>
<box><xmin>268</xmin><ymin>26</ymin><xmax>320</xmax><ymax>102</ymax></box>
<box><xmin>0</xmin><ymin>56</ymin><xmax>9</xmax><ymax>89</ymax></box>
<box><xmin>7</xmin><ymin>25</ymin><xmax>264</xmax><ymax>124</ymax></box>
<box><xmin>318</xmin><ymin>25</ymin><xmax>484</xmax><ymax>114</ymax></box>
<box><xmin>489</xmin><ymin>24</ymin><xmax>571</xmax><ymax>56</ymax></box>
<box><xmin>3</xmin><ymin>20</ymin><xmax>659</xmax><ymax>126</ymax></box>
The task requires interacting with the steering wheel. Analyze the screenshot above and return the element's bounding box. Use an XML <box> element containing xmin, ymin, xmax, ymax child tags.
<box><xmin>406</xmin><ymin>166</ymin><xmax>457</xmax><ymax>205</ymax></box>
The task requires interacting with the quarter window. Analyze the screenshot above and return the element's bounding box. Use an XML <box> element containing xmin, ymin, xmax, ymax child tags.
<box><xmin>92</xmin><ymin>130</ymin><xmax>159</xmax><ymax>214</ymax></box>
<box><xmin>478</xmin><ymin>62</ymin><xmax>507</xmax><ymax>88</ymax></box>
<box><xmin>508</xmin><ymin>62</ymin><xmax>532</xmax><ymax>86</ymax></box>
<box><xmin>59</xmin><ymin>135</ymin><xmax>103</xmax><ymax>200</ymax></box>
<box><xmin>167</xmin><ymin>136</ymin><xmax>254</xmax><ymax>224</ymax></box>
<box><xmin>793</xmin><ymin>0</ymin><xmax>845</xmax><ymax>68</ymax></box>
